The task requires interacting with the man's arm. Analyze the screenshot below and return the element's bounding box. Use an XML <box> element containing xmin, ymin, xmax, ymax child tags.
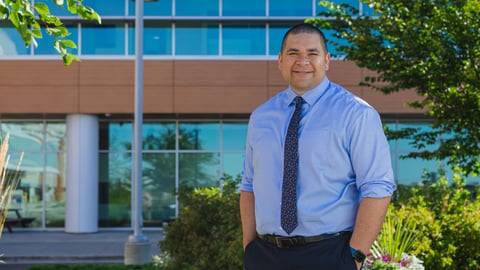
<box><xmin>240</xmin><ymin>190</ymin><xmax>256</xmax><ymax>250</ymax></box>
<box><xmin>349</xmin><ymin>196</ymin><xmax>391</xmax><ymax>268</ymax></box>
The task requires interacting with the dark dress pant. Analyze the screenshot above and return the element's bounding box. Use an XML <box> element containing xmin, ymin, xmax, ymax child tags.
<box><xmin>243</xmin><ymin>232</ymin><xmax>358</xmax><ymax>270</ymax></box>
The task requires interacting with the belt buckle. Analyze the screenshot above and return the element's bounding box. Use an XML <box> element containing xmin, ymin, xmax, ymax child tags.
<box><xmin>274</xmin><ymin>237</ymin><xmax>286</xmax><ymax>248</ymax></box>
<box><xmin>275</xmin><ymin>236</ymin><xmax>304</xmax><ymax>248</ymax></box>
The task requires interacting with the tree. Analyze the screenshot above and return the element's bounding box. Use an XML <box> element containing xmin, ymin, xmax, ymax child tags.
<box><xmin>0</xmin><ymin>0</ymin><xmax>101</xmax><ymax>66</ymax></box>
<box><xmin>308</xmin><ymin>0</ymin><xmax>480</xmax><ymax>175</ymax></box>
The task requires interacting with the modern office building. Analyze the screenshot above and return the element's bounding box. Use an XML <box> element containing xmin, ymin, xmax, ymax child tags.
<box><xmin>0</xmin><ymin>0</ymin><xmax>478</xmax><ymax>232</ymax></box>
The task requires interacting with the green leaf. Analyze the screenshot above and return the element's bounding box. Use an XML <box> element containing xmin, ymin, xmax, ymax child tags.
<box><xmin>9</xmin><ymin>9</ymin><xmax>20</xmax><ymax>27</ymax></box>
<box><xmin>63</xmin><ymin>53</ymin><xmax>79</xmax><ymax>66</ymax></box>
<box><xmin>77</xmin><ymin>4</ymin><xmax>101</xmax><ymax>23</ymax></box>
<box><xmin>40</xmin><ymin>14</ymin><xmax>63</xmax><ymax>26</ymax></box>
<box><xmin>0</xmin><ymin>2</ymin><xmax>9</xmax><ymax>19</ymax></box>
<box><xmin>31</xmin><ymin>21</ymin><xmax>43</xmax><ymax>38</ymax></box>
<box><xmin>33</xmin><ymin>2</ymin><xmax>50</xmax><ymax>16</ymax></box>
<box><xmin>66</xmin><ymin>0</ymin><xmax>77</xmax><ymax>14</ymax></box>
<box><xmin>46</xmin><ymin>26</ymin><xmax>69</xmax><ymax>38</ymax></box>
<box><xmin>54</xmin><ymin>25</ymin><xmax>69</xmax><ymax>36</ymax></box>
<box><xmin>60</xmin><ymin>39</ymin><xmax>77</xmax><ymax>49</ymax></box>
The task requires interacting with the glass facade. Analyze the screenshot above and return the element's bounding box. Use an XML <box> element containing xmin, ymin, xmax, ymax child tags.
<box><xmin>0</xmin><ymin>0</ymin><xmax>374</xmax><ymax>58</ymax></box>
<box><xmin>1</xmin><ymin>121</ymin><xmax>66</xmax><ymax>230</ymax></box>
<box><xmin>3</xmin><ymin>119</ymin><xmax>479</xmax><ymax>228</ymax></box>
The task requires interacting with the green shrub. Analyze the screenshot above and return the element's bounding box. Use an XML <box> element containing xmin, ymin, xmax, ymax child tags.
<box><xmin>159</xmin><ymin>175</ymin><xmax>243</xmax><ymax>270</ymax></box>
<box><xmin>400</xmin><ymin>168</ymin><xmax>480</xmax><ymax>269</ymax></box>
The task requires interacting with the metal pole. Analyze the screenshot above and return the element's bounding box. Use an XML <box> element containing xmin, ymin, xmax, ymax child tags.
<box><xmin>124</xmin><ymin>0</ymin><xmax>150</xmax><ymax>264</ymax></box>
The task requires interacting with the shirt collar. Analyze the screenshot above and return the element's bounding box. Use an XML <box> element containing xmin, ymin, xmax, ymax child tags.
<box><xmin>285</xmin><ymin>77</ymin><xmax>330</xmax><ymax>106</ymax></box>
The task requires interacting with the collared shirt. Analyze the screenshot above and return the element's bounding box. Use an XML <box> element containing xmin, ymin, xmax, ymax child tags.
<box><xmin>240</xmin><ymin>77</ymin><xmax>396</xmax><ymax>236</ymax></box>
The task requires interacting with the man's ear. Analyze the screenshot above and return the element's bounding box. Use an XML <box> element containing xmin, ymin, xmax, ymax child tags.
<box><xmin>325</xmin><ymin>53</ymin><xmax>331</xmax><ymax>71</ymax></box>
<box><xmin>278</xmin><ymin>52</ymin><xmax>283</xmax><ymax>70</ymax></box>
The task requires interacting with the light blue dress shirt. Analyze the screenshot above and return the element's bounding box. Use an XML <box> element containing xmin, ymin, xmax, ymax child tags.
<box><xmin>240</xmin><ymin>77</ymin><xmax>396</xmax><ymax>236</ymax></box>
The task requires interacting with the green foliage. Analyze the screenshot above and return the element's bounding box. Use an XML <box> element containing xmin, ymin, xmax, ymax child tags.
<box><xmin>159</xmin><ymin>174</ymin><xmax>243</xmax><ymax>270</ymax></box>
<box><xmin>394</xmin><ymin>169</ymin><xmax>480</xmax><ymax>269</ymax></box>
<box><xmin>367</xmin><ymin>204</ymin><xmax>432</xmax><ymax>269</ymax></box>
<box><xmin>308</xmin><ymin>0</ymin><xmax>480</xmax><ymax>175</ymax></box>
<box><xmin>0</xmin><ymin>0</ymin><xmax>101</xmax><ymax>66</ymax></box>
<box><xmin>372</xmin><ymin>205</ymin><xmax>421</xmax><ymax>261</ymax></box>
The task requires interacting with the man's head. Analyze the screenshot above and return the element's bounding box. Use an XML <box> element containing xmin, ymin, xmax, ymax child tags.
<box><xmin>280</xmin><ymin>23</ymin><xmax>329</xmax><ymax>55</ymax></box>
<box><xmin>278</xmin><ymin>23</ymin><xmax>330</xmax><ymax>95</ymax></box>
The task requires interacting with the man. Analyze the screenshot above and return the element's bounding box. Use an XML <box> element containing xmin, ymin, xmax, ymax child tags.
<box><xmin>240</xmin><ymin>23</ymin><xmax>397</xmax><ymax>270</ymax></box>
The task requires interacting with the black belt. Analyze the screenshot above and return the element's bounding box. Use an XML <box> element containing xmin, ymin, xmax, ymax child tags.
<box><xmin>257</xmin><ymin>231</ymin><xmax>351</xmax><ymax>248</ymax></box>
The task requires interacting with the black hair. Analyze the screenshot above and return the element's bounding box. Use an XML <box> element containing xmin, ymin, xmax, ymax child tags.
<box><xmin>280</xmin><ymin>23</ymin><xmax>328</xmax><ymax>53</ymax></box>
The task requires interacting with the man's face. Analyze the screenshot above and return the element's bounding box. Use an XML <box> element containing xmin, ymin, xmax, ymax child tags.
<box><xmin>278</xmin><ymin>32</ymin><xmax>330</xmax><ymax>95</ymax></box>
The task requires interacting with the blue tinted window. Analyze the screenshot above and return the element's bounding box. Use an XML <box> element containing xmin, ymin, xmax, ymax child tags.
<box><xmin>128</xmin><ymin>22</ymin><xmax>172</xmax><ymax>55</ymax></box>
<box><xmin>0</xmin><ymin>24</ymin><xmax>30</xmax><ymax>55</ymax></box>
<box><xmin>142</xmin><ymin>122</ymin><xmax>176</xmax><ymax>150</ymax></box>
<box><xmin>82</xmin><ymin>0</ymin><xmax>125</xmax><ymax>16</ymax></box>
<box><xmin>223</xmin><ymin>152</ymin><xmax>245</xmax><ymax>178</ymax></box>
<box><xmin>176</xmin><ymin>0</ymin><xmax>219</xmax><ymax>16</ymax></box>
<box><xmin>222</xmin><ymin>122</ymin><xmax>247</xmax><ymax>150</ymax></box>
<box><xmin>223</xmin><ymin>0</ymin><xmax>265</xmax><ymax>16</ymax></box>
<box><xmin>35</xmin><ymin>24</ymin><xmax>78</xmax><ymax>55</ymax></box>
<box><xmin>82</xmin><ymin>23</ymin><xmax>125</xmax><ymax>55</ymax></box>
<box><xmin>128</xmin><ymin>0</ymin><xmax>172</xmax><ymax>16</ymax></box>
<box><xmin>361</xmin><ymin>2</ymin><xmax>376</xmax><ymax>16</ymax></box>
<box><xmin>175</xmin><ymin>23</ymin><xmax>218</xmax><ymax>55</ymax></box>
<box><xmin>99</xmin><ymin>122</ymin><xmax>132</xmax><ymax>151</ymax></box>
<box><xmin>396</xmin><ymin>123</ymin><xmax>439</xmax><ymax>152</ymax></box>
<box><xmin>222</xmin><ymin>24</ymin><xmax>265</xmax><ymax>55</ymax></box>
<box><xmin>179</xmin><ymin>153</ymin><xmax>220</xmax><ymax>188</ymax></box>
<box><xmin>396</xmin><ymin>158</ymin><xmax>439</xmax><ymax>185</ymax></box>
<box><xmin>269</xmin><ymin>23</ymin><xmax>297</xmax><ymax>55</ymax></box>
<box><xmin>269</xmin><ymin>0</ymin><xmax>312</xmax><ymax>16</ymax></box>
<box><xmin>178</xmin><ymin>123</ymin><xmax>220</xmax><ymax>151</ymax></box>
<box><xmin>1</xmin><ymin>123</ymin><xmax>43</xmax><ymax>151</ymax></box>
<box><xmin>322</xmin><ymin>29</ymin><xmax>349</xmax><ymax>57</ymax></box>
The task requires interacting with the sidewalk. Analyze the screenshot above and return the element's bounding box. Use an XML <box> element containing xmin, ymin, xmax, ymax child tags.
<box><xmin>0</xmin><ymin>229</ymin><xmax>165</xmax><ymax>270</ymax></box>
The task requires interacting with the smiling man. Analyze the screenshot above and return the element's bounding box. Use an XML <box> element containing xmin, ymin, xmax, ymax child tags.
<box><xmin>240</xmin><ymin>23</ymin><xmax>397</xmax><ymax>270</ymax></box>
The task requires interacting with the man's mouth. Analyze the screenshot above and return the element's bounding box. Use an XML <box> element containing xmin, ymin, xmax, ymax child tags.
<box><xmin>293</xmin><ymin>70</ymin><xmax>312</xmax><ymax>74</ymax></box>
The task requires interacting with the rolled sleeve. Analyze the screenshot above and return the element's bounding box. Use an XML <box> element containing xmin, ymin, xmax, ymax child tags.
<box><xmin>359</xmin><ymin>180</ymin><xmax>396</xmax><ymax>198</ymax></box>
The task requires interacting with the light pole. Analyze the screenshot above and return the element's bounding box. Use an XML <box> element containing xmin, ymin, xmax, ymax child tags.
<box><xmin>124</xmin><ymin>0</ymin><xmax>150</xmax><ymax>264</ymax></box>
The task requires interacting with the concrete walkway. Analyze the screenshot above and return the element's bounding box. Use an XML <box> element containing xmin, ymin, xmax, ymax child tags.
<box><xmin>0</xmin><ymin>229</ymin><xmax>165</xmax><ymax>270</ymax></box>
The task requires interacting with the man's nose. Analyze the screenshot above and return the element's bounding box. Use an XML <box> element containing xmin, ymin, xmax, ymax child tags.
<box><xmin>295</xmin><ymin>56</ymin><xmax>310</xmax><ymax>64</ymax></box>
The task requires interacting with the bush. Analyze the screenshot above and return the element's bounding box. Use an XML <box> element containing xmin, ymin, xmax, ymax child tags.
<box><xmin>397</xmin><ymin>168</ymin><xmax>480</xmax><ymax>269</ymax></box>
<box><xmin>159</xmin><ymin>175</ymin><xmax>243</xmax><ymax>270</ymax></box>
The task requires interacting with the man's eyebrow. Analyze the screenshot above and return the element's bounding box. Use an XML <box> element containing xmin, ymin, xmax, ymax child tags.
<box><xmin>286</xmin><ymin>48</ymin><xmax>321</xmax><ymax>53</ymax></box>
<box><xmin>286</xmin><ymin>48</ymin><xmax>300</xmax><ymax>52</ymax></box>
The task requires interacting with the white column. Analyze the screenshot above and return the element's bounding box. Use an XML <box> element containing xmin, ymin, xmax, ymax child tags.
<box><xmin>65</xmin><ymin>114</ymin><xmax>99</xmax><ymax>233</ymax></box>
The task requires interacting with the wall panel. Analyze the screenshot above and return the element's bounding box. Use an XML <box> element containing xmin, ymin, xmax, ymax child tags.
<box><xmin>0</xmin><ymin>59</ymin><xmax>424</xmax><ymax>115</ymax></box>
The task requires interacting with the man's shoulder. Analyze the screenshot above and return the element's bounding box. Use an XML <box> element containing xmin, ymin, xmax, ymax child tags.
<box><xmin>329</xmin><ymin>82</ymin><xmax>375</xmax><ymax>111</ymax></box>
<box><xmin>251</xmin><ymin>89</ymin><xmax>288</xmax><ymax>116</ymax></box>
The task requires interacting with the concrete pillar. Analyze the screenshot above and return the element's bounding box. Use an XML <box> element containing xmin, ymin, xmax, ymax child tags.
<box><xmin>65</xmin><ymin>114</ymin><xmax>99</xmax><ymax>233</ymax></box>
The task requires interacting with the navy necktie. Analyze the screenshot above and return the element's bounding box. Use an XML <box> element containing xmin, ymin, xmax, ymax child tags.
<box><xmin>281</xmin><ymin>96</ymin><xmax>303</xmax><ymax>235</ymax></box>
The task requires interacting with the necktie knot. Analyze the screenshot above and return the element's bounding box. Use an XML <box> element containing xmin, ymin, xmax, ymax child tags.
<box><xmin>293</xmin><ymin>96</ymin><xmax>303</xmax><ymax>107</ymax></box>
